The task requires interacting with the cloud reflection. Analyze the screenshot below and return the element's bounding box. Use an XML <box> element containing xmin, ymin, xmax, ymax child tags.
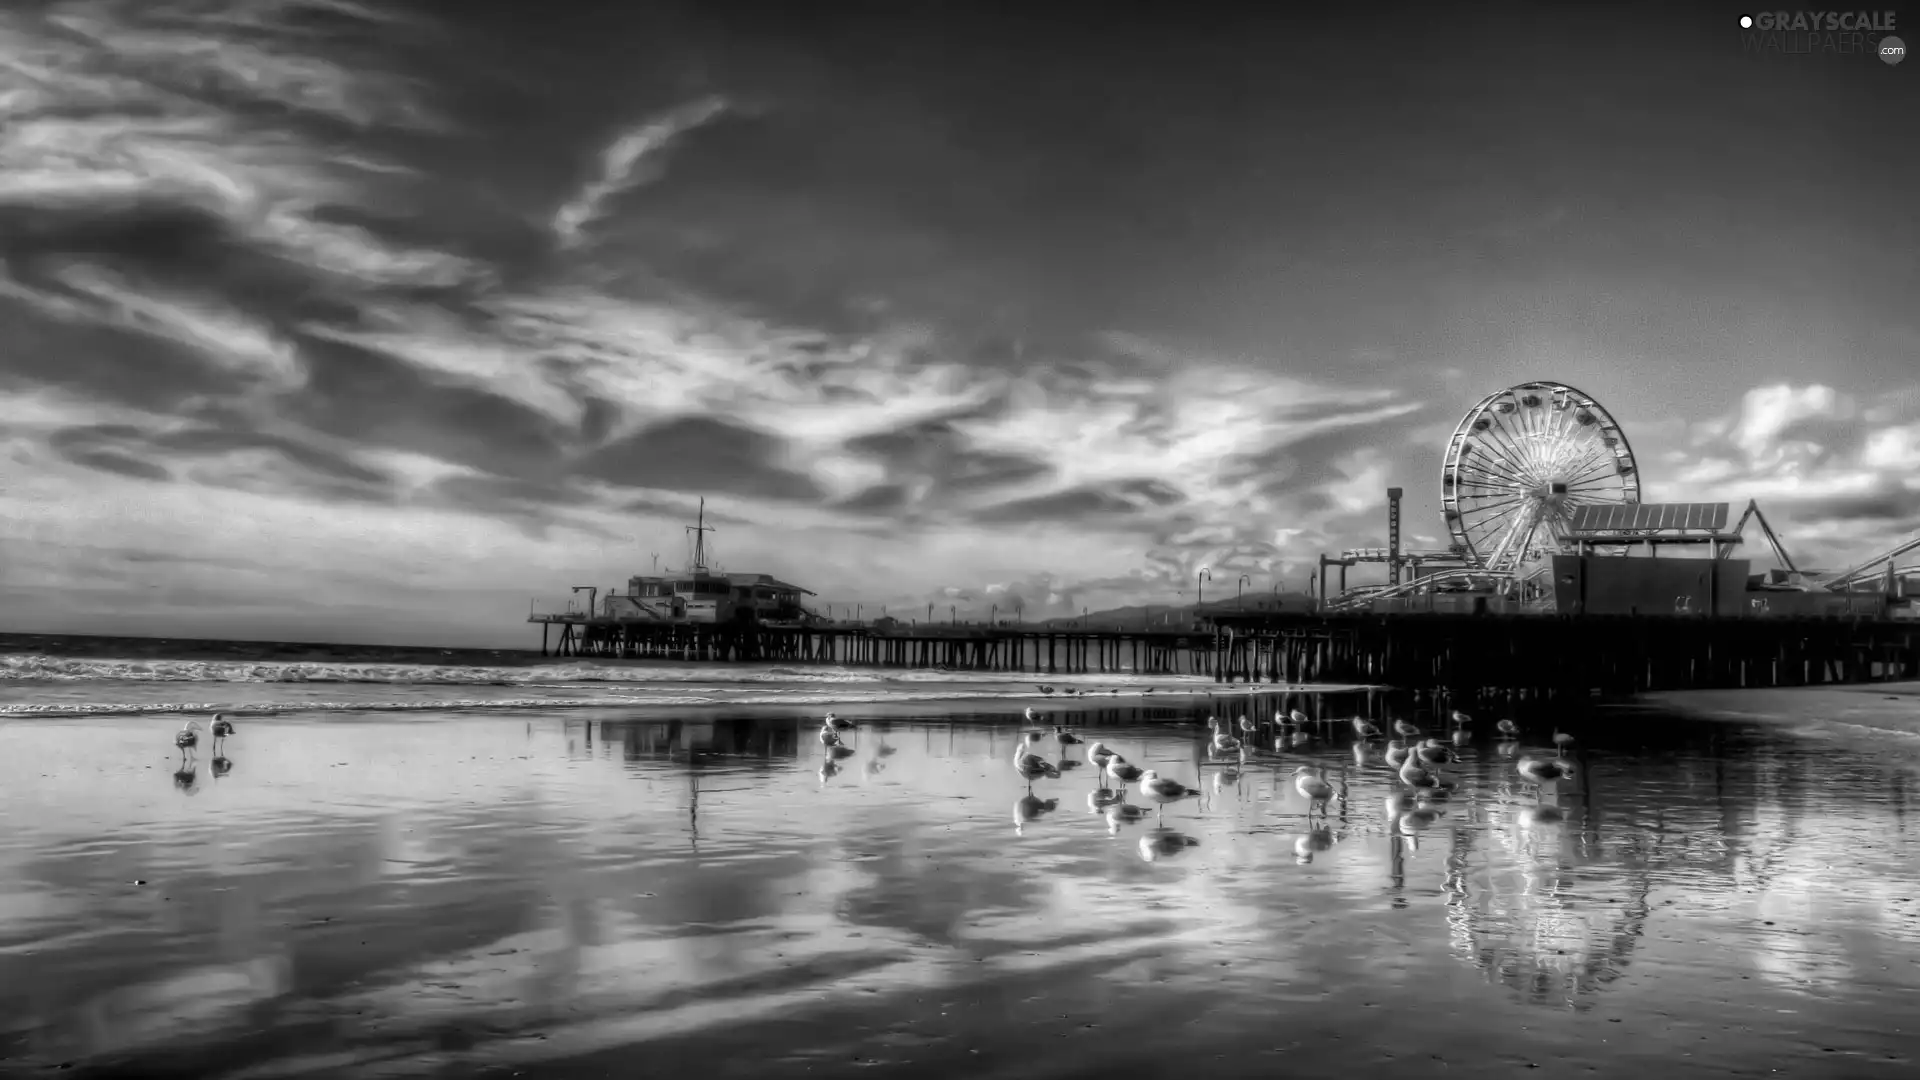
<box><xmin>4</xmin><ymin>701</ymin><xmax>1920</xmax><ymax>1073</ymax></box>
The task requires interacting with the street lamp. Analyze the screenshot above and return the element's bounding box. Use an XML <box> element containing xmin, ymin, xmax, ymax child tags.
<box><xmin>1013</xmin><ymin>597</ymin><xmax>1025</xmax><ymax>623</ymax></box>
<box><xmin>991</xmin><ymin>603</ymin><xmax>998</xmax><ymax>625</ymax></box>
<box><xmin>1196</xmin><ymin>567</ymin><xmax>1212</xmax><ymax>609</ymax></box>
<box><xmin>950</xmin><ymin>604</ymin><xmax>957</xmax><ymax>624</ymax></box>
<box><xmin>1236</xmin><ymin>573</ymin><xmax>1251</xmax><ymax>609</ymax></box>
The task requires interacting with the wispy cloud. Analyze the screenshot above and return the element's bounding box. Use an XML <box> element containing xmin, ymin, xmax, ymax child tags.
<box><xmin>0</xmin><ymin>2</ymin><xmax>1914</xmax><ymax>644</ymax></box>
<box><xmin>551</xmin><ymin>96</ymin><xmax>729</xmax><ymax>249</ymax></box>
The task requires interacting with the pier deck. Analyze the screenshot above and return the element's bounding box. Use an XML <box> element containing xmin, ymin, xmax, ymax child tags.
<box><xmin>529</xmin><ymin>610</ymin><xmax>1920</xmax><ymax>696</ymax></box>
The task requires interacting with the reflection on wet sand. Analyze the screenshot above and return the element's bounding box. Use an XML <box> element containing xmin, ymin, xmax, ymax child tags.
<box><xmin>4</xmin><ymin>699</ymin><xmax>1920</xmax><ymax>1077</ymax></box>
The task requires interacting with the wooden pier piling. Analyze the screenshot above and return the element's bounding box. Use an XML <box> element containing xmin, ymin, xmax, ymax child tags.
<box><xmin>527</xmin><ymin>611</ymin><xmax>1920</xmax><ymax>697</ymax></box>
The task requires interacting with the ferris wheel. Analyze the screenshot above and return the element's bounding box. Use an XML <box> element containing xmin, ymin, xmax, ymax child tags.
<box><xmin>1440</xmin><ymin>381</ymin><xmax>1641</xmax><ymax>574</ymax></box>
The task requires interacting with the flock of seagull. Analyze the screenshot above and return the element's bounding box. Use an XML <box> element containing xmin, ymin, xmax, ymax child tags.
<box><xmin>814</xmin><ymin>703</ymin><xmax>1583</xmax><ymax>858</ymax></box>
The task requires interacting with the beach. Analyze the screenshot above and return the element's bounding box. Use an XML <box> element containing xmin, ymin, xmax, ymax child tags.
<box><xmin>5</xmin><ymin>637</ymin><xmax>1920</xmax><ymax>1078</ymax></box>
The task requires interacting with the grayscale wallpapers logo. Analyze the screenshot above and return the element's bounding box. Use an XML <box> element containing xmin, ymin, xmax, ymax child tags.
<box><xmin>1736</xmin><ymin>11</ymin><xmax>1904</xmax><ymax>62</ymax></box>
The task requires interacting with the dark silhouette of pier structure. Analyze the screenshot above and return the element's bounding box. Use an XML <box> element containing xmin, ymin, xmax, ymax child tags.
<box><xmin>531</xmin><ymin>610</ymin><xmax>1920</xmax><ymax>697</ymax></box>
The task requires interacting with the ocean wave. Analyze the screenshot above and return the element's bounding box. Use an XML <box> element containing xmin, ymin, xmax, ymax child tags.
<box><xmin>0</xmin><ymin>654</ymin><xmax>1207</xmax><ymax>687</ymax></box>
<box><xmin>0</xmin><ymin>683</ymin><xmax>1295</xmax><ymax>718</ymax></box>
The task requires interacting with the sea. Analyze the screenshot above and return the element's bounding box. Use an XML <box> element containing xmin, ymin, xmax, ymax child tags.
<box><xmin>4</xmin><ymin>632</ymin><xmax>1920</xmax><ymax>1078</ymax></box>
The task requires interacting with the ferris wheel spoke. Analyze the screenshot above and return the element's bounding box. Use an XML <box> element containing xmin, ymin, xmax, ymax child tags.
<box><xmin>1443</xmin><ymin>382</ymin><xmax>1638</xmax><ymax>572</ymax></box>
<box><xmin>1470</xmin><ymin>427</ymin><xmax>1537</xmax><ymax>485</ymax></box>
<box><xmin>1562</xmin><ymin>459</ymin><xmax>1621</xmax><ymax>490</ymax></box>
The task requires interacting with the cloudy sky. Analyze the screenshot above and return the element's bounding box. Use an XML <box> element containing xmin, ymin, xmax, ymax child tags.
<box><xmin>1</xmin><ymin>1</ymin><xmax>1915</xmax><ymax>647</ymax></box>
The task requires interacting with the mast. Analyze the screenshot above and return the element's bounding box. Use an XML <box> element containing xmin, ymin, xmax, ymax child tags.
<box><xmin>686</xmin><ymin>497</ymin><xmax>715</xmax><ymax>573</ymax></box>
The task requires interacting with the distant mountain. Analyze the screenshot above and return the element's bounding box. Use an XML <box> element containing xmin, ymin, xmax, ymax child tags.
<box><xmin>1037</xmin><ymin>593</ymin><xmax>1316</xmax><ymax>630</ymax></box>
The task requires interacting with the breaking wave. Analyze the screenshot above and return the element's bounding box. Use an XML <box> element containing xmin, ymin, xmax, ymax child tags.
<box><xmin>0</xmin><ymin>653</ymin><xmax>1330</xmax><ymax>719</ymax></box>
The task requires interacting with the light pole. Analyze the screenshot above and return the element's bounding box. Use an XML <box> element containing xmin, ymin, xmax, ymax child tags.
<box><xmin>1013</xmin><ymin>597</ymin><xmax>1025</xmax><ymax>624</ymax></box>
<box><xmin>1237</xmin><ymin>573</ymin><xmax>1251</xmax><ymax>609</ymax></box>
<box><xmin>950</xmin><ymin>604</ymin><xmax>957</xmax><ymax>625</ymax></box>
<box><xmin>991</xmin><ymin>603</ymin><xmax>998</xmax><ymax>625</ymax></box>
<box><xmin>1196</xmin><ymin>567</ymin><xmax>1212</xmax><ymax>609</ymax></box>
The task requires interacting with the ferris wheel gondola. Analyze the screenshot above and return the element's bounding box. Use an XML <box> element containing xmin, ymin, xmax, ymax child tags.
<box><xmin>1440</xmin><ymin>381</ymin><xmax>1640</xmax><ymax>575</ymax></box>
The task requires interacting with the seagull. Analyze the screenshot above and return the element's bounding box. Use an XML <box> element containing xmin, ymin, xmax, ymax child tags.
<box><xmin>1054</xmin><ymin>726</ymin><xmax>1083</xmax><ymax>746</ymax></box>
<box><xmin>1209</xmin><ymin>717</ymin><xmax>1241</xmax><ymax>754</ymax></box>
<box><xmin>1013</xmin><ymin>732</ymin><xmax>1061</xmax><ymax>789</ymax></box>
<box><xmin>1517</xmin><ymin>755</ymin><xmax>1577</xmax><ymax>783</ymax></box>
<box><xmin>1415</xmin><ymin>739</ymin><xmax>1454</xmax><ymax>766</ymax></box>
<box><xmin>817</xmin><ymin>724</ymin><xmax>843</xmax><ymax>746</ymax></box>
<box><xmin>1106</xmin><ymin>754</ymin><xmax>1146</xmax><ymax>786</ymax></box>
<box><xmin>1292</xmin><ymin>766</ymin><xmax>1335</xmax><ymax>814</ymax></box>
<box><xmin>1289</xmin><ymin>708</ymin><xmax>1308</xmax><ymax>726</ymax></box>
<box><xmin>174</xmin><ymin>720</ymin><xmax>202</xmax><ymax>761</ymax></box>
<box><xmin>1449</xmin><ymin>709</ymin><xmax>1472</xmax><ymax>726</ymax></box>
<box><xmin>1495</xmin><ymin>718</ymin><xmax>1520</xmax><ymax>736</ymax></box>
<box><xmin>1238</xmin><ymin>714</ymin><xmax>1257</xmax><ymax>736</ymax></box>
<box><xmin>1350</xmin><ymin>718</ymin><xmax>1382</xmax><ymax>739</ymax></box>
<box><xmin>1024</xmin><ymin>707</ymin><xmax>1044</xmax><ymax>723</ymax></box>
<box><xmin>1393</xmin><ymin>718</ymin><xmax>1422</xmax><ymax>739</ymax></box>
<box><xmin>1552</xmin><ymin>730</ymin><xmax>1576</xmax><ymax>756</ymax></box>
<box><xmin>824</xmin><ymin>712</ymin><xmax>855</xmax><ymax>731</ymax></box>
<box><xmin>1137</xmin><ymin>769</ymin><xmax>1202</xmax><ymax>816</ymax></box>
<box><xmin>1086</xmin><ymin>741</ymin><xmax>1119</xmax><ymax>772</ymax></box>
<box><xmin>1037</xmin><ymin>685</ymin><xmax>1056</xmax><ymax>695</ymax></box>
<box><xmin>209</xmin><ymin>713</ymin><xmax>235</xmax><ymax>751</ymax></box>
<box><xmin>1383</xmin><ymin>738</ymin><xmax>1411</xmax><ymax>768</ymax></box>
<box><xmin>1397</xmin><ymin>754</ymin><xmax>1441</xmax><ymax>790</ymax></box>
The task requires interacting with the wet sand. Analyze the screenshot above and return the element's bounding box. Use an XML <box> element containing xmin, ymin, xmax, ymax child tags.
<box><xmin>1642</xmin><ymin>679</ymin><xmax>1920</xmax><ymax>754</ymax></box>
<box><xmin>5</xmin><ymin>696</ymin><xmax>1920</xmax><ymax>1078</ymax></box>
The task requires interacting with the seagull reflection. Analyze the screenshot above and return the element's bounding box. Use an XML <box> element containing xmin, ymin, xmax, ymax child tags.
<box><xmin>1517</xmin><ymin>755</ymin><xmax>1576</xmax><ymax>783</ymax></box>
<box><xmin>1293</xmin><ymin>826</ymin><xmax>1335</xmax><ymax>863</ymax></box>
<box><xmin>1213</xmin><ymin>764</ymin><xmax>1241</xmax><ymax>792</ymax></box>
<box><xmin>1351</xmin><ymin>741</ymin><xmax>1371</xmax><ymax>767</ymax></box>
<box><xmin>818</xmin><ymin>760</ymin><xmax>841</xmax><ymax>782</ymax></box>
<box><xmin>1496</xmin><ymin>739</ymin><xmax>1521</xmax><ymax>758</ymax></box>
<box><xmin>1014</xmin><ymin>794</ymin><xmax>1059</xmax><ymax>834</ymax></box>
<box><xmin>211</xmin><ymin>756</ymin><xmax>233</xmax><ymax>778</ymax></box>
<box><xmin>1105</xmin><ymin>803</ymin><xmax>1152</xmax><ymax>833</ymax></box>
<box><xmin>1517</xmin><ymin>805</ymin><xmax>1566</xmax><ymax>831</ymax></box>
<box><xmin>1088</xmin><ymin>787</ymin><xmax>1126</xmax><ymax>812</ymax></box>
<box><xmin>172</xmin><ymin>765</ymin><xmax>198</xmax><ymax>792</ymax></box>
<box><xmin>1398</xmin><ymin>806</ymin><xmax>1443</xmax><ymax>835</ymax></box>
<box><xmin>1138</xmin><ymin>827</ymin><xmax>1200</xmax><ymax>862</ymax></box>
<box><xmin>862</xmin><ymin>755</ymin><xmax>885</xmax><ymax>779</ymax></box>
<box><xmin>827</xmin><ymin>744</ymin><xmax>857</xmax><ymax>760</ymax></box>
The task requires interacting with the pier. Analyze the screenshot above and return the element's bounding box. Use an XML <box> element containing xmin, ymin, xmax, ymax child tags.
<box><xmin>533</xmin><ymin>617</ymin><xmax>1218</xmax><ymax>675</ymax></box>
<box><xmin>530</xmin><ymin>610</ymin><xmax>1920</xmax><ymax>697</ymax></box>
